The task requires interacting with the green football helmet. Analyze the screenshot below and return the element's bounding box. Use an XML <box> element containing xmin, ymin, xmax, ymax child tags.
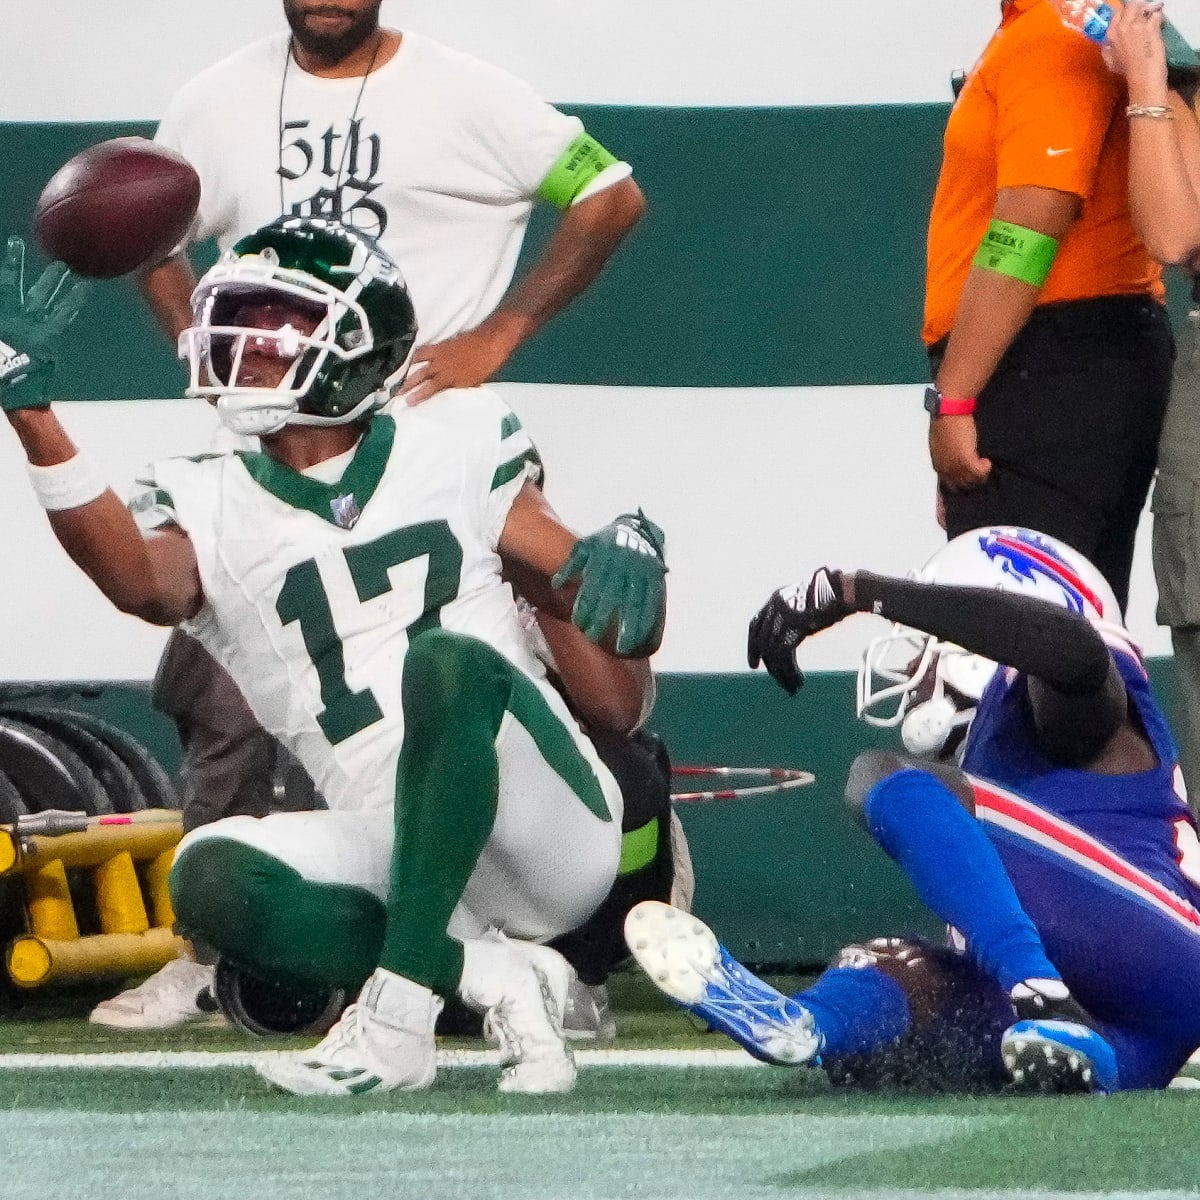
<box><xmin>180</xmin><ymin>216</ymin><xmax>418</xmax><ymax>436</ymax></box>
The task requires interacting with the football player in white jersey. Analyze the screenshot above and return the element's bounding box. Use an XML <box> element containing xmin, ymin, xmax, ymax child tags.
<box><xmin>0</xmin><ymin>217</ymin><xmax>668</xmax><ymax>1096</ymax></box>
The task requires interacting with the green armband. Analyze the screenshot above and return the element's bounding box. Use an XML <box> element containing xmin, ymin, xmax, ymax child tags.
<box><xmin>536</xmin><ymin>133</ymin><xmax>619</xmax><ymax>209</ymax></box>
<box><xmin>973</xmin><ymin>220</ymin><xmax>1058</xmax><ymax>287</ymax></box>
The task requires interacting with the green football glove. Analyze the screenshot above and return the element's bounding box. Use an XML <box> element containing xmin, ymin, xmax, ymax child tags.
<box><xmin>552</xmin><ymin>509</ymin><xmax>667</xmax><ymax>656</ymax></box>
<box><xmin>0</xmin><ymin>235</ymin><xmax>91</xmax><ymax>412</ymax></box>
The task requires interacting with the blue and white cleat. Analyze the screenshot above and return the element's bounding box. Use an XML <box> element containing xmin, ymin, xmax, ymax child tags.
<box><xmin>1001</xmin><ymin>1019</ymin><xmax>1119</xmax><ymax>1095</ymax></box>
<box><xmin>624</xmin><ymin>901</ymin><xmax>820</xmax><ymax>1065</ymax></box>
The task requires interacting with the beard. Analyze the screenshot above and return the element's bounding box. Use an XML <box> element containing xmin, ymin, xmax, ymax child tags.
<box><xmin>283</xmin><ymin>2</ymin><xmax>383</xmax><ymax>63</ymax></box>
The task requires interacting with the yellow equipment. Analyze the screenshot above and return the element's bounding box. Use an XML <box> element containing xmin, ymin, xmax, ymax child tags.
<box><xmin>0</xmin><ymin>810</ymin><xmax>185</xmax><ymax>987</ymax></box>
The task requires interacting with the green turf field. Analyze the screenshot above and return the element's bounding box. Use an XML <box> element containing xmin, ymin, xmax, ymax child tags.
<box><xmin>1</xmin><ymin>973</ymin><xmax>1197</xmax><ymax>1199</ymax></box>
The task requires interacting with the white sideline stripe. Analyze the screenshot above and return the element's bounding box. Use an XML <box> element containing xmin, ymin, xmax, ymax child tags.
<box><xmin>0</xmin><ymin>1110</ymin><xmax>985</xmax><ymax>1200</ymax></box>
<box><xmin>0</xmin><ymin>1046</ymin><xmax>766</xmax><ymax>1070</ymax></box>
<box><xmin>5</xmin><ymin>1043</ymin><xmax>1193</xmax><ymax>1071</ymax></box>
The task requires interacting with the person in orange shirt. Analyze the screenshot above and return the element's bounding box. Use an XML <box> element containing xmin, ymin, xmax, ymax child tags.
<box><xmin>924</xmin><ymin>0</ymin><xmax>1173</xmax><ymax>611</ymax></box>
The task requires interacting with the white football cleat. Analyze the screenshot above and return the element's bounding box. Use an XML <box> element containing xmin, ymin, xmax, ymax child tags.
<box><xmin>624</xmin><ymin>900</ymin><xmax>820</xmax><ymax>1066</ymax></box>
<box><xmin>255</xmin><ymin>968</ymin><xmax>442</xmax><ymax>1097</ymax></box>
<box><xmin>89</xmin><ymin>959</ymin><xmax>219</xmax><ymax>1030</ymax></box>
<box><xmin>460</xmin><ymin>936</ymin><xmax>577</xmax><ymax>1094</ymax></box>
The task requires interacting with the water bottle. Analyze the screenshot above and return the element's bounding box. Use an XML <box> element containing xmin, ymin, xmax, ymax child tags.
<box><xmin>1049</xmin><ymin>0</ymin><xmax>1114</xmax><ymax>43</ymax></box>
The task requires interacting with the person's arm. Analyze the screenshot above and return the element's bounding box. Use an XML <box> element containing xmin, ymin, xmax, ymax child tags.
<box><xmin>849</xmin><ymin>567</ymin><xmax>1113</xmax><ymax>671</ymax></box>
<box><xmin>474</xmin><ymin>175</ymin><xmax>646</xmax><ymax>353</ymax></box>
<box><xmin>931</xmin><ymin>185</ymin><xmax>1081</xmax><ymax>489</ymax></box>
<box><xmin>1106</xmin><ymin>2</ymin><xmax>1200</xmax><ymax>266</ymax></box>
<box><xmin>497</xmin><ymin>480</ymin><xmax>666</xmax><ymax>658</ymax></box>
<box><xmin>935</xmin><ymin>187</ymin><xmax>1081</xmax><ymax>404</ymax></box>
<box><xmin>0</xmin><ymin>237</ymin><xmax>202</xmax><ymax>625</ymax></box>
<box><xmin>748</xmin><ymin>568</ymin><xmax>1128</xmax><ymax>762</ymax></box>
<box><xmin>399</xmin><ymin>176</ymin><xmax>645</xmax><ymax>404</ymax></box>
<box><xmin>849</xmin><ymin>572</ymin><xmax>1130</xmax><ymax>765</ymax></box>
<box><xmin>495</xmin><ymin>483</ymin><xmax>578</xmax><ymax>619</ymax></box>
<box><xmin>137</xmin><ymin>253</ymin><xmax>199</xmax><ymax>344</ymax></box>
<box><xmin>535</xmin><ymin>608</ymin><xmax>654</xmax><ymax>735</ymax></box>
<box><xmin>1126</xmin><ymin>89</ymin><xmax>1200</xmax><ymax>266</ymax></box>
<box><xmin>503</xmin><ymin>544</ymin><xmax>653</xmax><ymax>733</ymax></box>
<box><xmin>8</xmin><ymin>407</ymin><xmax>202</xmax><ymax>625</ymax></box>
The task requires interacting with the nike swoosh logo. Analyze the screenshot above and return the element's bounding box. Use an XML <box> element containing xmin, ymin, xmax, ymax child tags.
<box><xmin>1046</xmin><ymin>147</ymin><xmax>1072</xmax><ymax>156</ymax></box>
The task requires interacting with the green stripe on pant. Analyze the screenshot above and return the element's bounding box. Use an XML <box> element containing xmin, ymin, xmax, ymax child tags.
<box><xmin>170</xmin><ymin>837</ymin><xmax>385</xmax><ymax>989</ymax></box>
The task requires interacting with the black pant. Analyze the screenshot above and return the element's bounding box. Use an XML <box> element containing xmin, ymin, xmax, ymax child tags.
<box><xmin>931</xmin><ymin>295</ymin><xmax>1174</xmax><ymax>612</ymax></box>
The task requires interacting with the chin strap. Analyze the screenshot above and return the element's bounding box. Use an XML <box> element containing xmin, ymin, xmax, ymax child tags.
<box><xmin>900</xmin><ymin>696</ymin><xmax>976</xmax><ymax>758</ymax></box>
<box><xmin>216</xmin><ymin>388</ymin><xmax>387</xmax><ymax>437</ymax></box>
<box><xmin>216</xmin><ymin>393</ymin><xmax>297</xmax><ymax>437</ymax></box>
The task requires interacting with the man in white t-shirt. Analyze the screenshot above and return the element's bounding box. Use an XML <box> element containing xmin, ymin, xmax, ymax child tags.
<box><xmin>92</xmin><ymin>0</ymin><xmax>646</xmax><ymax>1032</ymax></box>
<box><xmin>142</xmin><ymin>0</ymin><xmax>645</xmax><ymax>400</ymax></box>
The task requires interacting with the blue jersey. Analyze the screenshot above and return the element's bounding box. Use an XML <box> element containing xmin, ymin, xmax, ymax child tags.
<box><xmin>962</xmin><ymin>650</ymin><xmax>1195</xmax><ymax>892</ymax></box>
<box><xmin>958</xmin><ymin>649</ymin><xmax>1200</xmax><ymax>1085</ymax></box>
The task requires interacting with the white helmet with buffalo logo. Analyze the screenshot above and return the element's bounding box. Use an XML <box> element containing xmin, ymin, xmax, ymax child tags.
<box><xmin>856</xmin><ymin>527</ymin><xmax>1136</xmax><ymax>758</ymax></box>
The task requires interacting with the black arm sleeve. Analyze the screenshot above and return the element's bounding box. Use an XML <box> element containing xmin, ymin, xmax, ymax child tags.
<box><xmin>852</xmin><ymin>572</ymin><xmax>1111</xmax><ymax>694</ymax></box>
<box><xmin>851</xmin><ymin>573</ymin><xmax>1127</xmax><ymax>763</ymax></box>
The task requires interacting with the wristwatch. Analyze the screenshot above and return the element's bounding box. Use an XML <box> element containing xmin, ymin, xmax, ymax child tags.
<box><xmin>923</xmin><ymin>387</ymin><xmax>976</xmax><ymax>418</ymax></box>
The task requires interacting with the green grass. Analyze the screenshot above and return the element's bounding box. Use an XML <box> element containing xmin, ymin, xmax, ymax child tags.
<box><xmin>2</xmin><ymin>1066</ymin><xmax>1200</xmax><ymax>1198</ymax></box>
<box><xmin>2</xmin><ymin>972</ymin><xmax>1199</xmax><ymax>1198</ymax></box>
<box><xmin>0</xmin><ymin>967</ymin><xmax>787</xmax><ymax>1054</ymax></box>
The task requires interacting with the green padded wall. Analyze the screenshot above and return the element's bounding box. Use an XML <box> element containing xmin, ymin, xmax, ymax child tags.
<box><xmin>6</xmin><ymin>109</ymin><xmax>1189</xmax><ymax>396</ymax></box>
<box><xmin>0</xmin><ymin>105</ymin><xmax>949</xmax><ymax>397</ymax></box>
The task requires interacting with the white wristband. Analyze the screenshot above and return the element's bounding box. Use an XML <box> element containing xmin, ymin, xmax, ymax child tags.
<box><xmin>27</xmin><ymin>452</ymin><xmax>108</xmax><ymax>511</ymax></box>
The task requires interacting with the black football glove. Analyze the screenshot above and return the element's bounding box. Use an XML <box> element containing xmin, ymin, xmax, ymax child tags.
<box><xmin>747</xmin><ymin>567</ymin><xmax>852</xmax><ymax>695</ymax></box>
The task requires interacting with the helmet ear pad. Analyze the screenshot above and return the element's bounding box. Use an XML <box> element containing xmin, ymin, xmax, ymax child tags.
<box><xmin>297</xmin><ymin>340</ymin><xmax>410</xmax><ymax>420</ymax></box>
<box><xmin>898</xmin><ymin>650</ymin><xmax>987</xmax><ymax>758</ymax></box>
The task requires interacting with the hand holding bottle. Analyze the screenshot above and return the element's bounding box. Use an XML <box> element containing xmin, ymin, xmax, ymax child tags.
<box><xmin>1103</xmin><ymin>1</ymin><xmax>1169</xmax><ymax>102</ymax></box>
<box><xmin>1049</xmin><ymin>0</ymin><xmax>1116</xmax><ymax>43</ymax></box>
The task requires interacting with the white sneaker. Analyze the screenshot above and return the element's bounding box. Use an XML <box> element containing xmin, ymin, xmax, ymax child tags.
<box><xmin>89</xmin><ymin>959</ymin><xmax>218</xmax><ymax>1030</ymax></box>
<box><xmin>460</xmin><ymin>937</ymin><xmax>577</xmax><ymax>1094</ymax></box>
<box><xmin>255</xmin><ymin>968</ymin><xmax>442</xmax><ymax>1097</ymax></box>
<box><xmin>563</xmin><ymin>979</ymin><xmax>617</xmax><ymax>1043</ymax></box>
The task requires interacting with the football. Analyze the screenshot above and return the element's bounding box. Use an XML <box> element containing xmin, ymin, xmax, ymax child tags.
<box><xmin>33</xmin><ymin>137</ymin><xmax>201</xmax><ymax>279</ymax></box>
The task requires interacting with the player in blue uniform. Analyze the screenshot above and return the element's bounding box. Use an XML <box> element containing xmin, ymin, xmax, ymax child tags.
<box><xmin>627</xmin><ymin>527</ymin><xmax>1200</xmax><ymax>1093</ymax></box>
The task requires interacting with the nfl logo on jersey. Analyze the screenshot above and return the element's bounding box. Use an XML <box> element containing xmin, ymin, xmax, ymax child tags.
<box><xmin>330</xmin><ymin>493</ymin><xmax>361</xmax><ymax>529</ymax></box>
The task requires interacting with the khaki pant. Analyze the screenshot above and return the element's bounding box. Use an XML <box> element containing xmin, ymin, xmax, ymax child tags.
<box><xmin>1152</xmin><ymin>301</ymin><xmax>1200</xmax><ymax>814</ymax></box>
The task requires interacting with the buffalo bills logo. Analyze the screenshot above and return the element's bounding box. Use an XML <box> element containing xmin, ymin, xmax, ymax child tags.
<box><xmin>977</xmin><ymin>530</ymin><xmax>1102</xmax><ymax>615</ymax></box>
